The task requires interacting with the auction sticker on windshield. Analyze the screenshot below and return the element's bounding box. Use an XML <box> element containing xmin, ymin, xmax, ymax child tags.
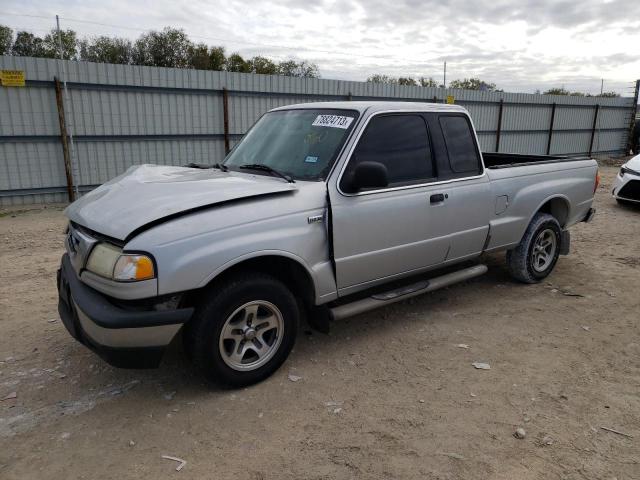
<box><xmin>312</xmin><ymin>115</ymin><xmax>354</xmax><ymax>129</ymax></box>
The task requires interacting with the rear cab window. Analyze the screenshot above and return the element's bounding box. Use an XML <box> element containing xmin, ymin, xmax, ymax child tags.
<box><xmin>437</xmin><ymin>114</ymin><xmax>483</xmax><ymax>177</ymax></box>
<box><xmin>341</xmin><ymin>114</ymin><xmax>435</xmax><ymax>191</ymax></box>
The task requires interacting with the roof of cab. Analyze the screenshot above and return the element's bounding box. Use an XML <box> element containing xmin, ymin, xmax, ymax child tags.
<box><xmin>270</xmin><ymin>101</ymin><xmax>468</xmax><ymax>115</ymax></box>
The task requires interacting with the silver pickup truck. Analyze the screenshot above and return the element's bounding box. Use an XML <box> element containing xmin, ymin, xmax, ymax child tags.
<box><xmin>57</xmin><ymin>101</ymin><xmax>598</xmax><ymax>386</ymax></box>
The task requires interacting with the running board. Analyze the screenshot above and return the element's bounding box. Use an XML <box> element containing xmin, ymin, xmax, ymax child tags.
<box><xmin>329</xmin><ymin>264</ymin><xmax>488</xmax><ymax>321</ymax></box>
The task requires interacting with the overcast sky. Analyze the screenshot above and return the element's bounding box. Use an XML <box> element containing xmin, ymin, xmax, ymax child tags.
<box><xmin>3</xmin><ymin>0</ymin><xmax>640</xmax><ymax>95</ymax></box>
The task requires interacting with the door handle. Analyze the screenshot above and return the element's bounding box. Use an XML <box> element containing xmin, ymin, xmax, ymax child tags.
<box><xmin>430</xmin><ymin>193</ymin><xmax>447</xmax><ymax>204</ymax></box>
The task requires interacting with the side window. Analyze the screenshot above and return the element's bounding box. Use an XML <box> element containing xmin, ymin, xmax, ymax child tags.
<box><xmin>439</xmin><ymin>115</ymin><xmax>481</xmax><ymax>175</ymax></box>
<box><xmin>343</xmin><ymin>114</ymin><xmax>434</xmax><ymax>189</ymax></box>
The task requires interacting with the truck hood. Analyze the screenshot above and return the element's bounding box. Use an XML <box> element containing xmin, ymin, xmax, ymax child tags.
<box><xmin>65</xmin><ymin>164</ymin><xmax>298</xmax><ymax>241</ymax></box>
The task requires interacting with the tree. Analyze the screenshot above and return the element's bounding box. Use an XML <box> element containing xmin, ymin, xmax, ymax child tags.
<box><xmin>79</xmin><ymin>36</ymin><xmax>132</xmax><ymax>64</ymax></box>
<box><xmin>419</xmin><ymin>77</ymin><xmax>438</xmax><ymax>87</ymax></box>
<box><xmin>226</xmin><ymin>53</ymin><xmax>251</xmax><ymax>73</ymax></box>
<box><xmin>4</xmin><ymin>25</ymin><xmax>321</xmax><ymax>78</ymax></box>
<box><xmin>449</xmin><ymin>78</ymin><xmax>497</xmax><ymax>91</ymax></box>
<box><xmin>188</xmin><ymin>42</ymin><xmax>210</xmax><ymax>70</ymax></box>
<box><xmin>250</xmin><ymin>56</ymin><xmax>278</xmax><ymax>75</ymax></box>
<box><xmin>42</xmin><ymin>28</ymin><xmax>78</xmax><ymax>59</ymax></box>
<box><xmin>366</xmin><ymin>74</ymin><xmax>398</xmax><ymax>84</ymax></box>
<box><xmin>597</xmin><ymin>91</ymin><xmax>620</xmax><ymax>98</ymax></box>
<box><xmin>133</xmin><ymin>27</ymin><xmax>192</xmax><ymax>68</ymax></box>
<box><xmin>398</xmin><ymin>77</ymin><xmax>417</xmax><ymax>86</ymax></box>
<box><xmin>543</xmin><ymin>87</ymin><xmax>570</xmax><ymax>95</ymax></box>
<box><xmin>0</xmin><ymin>25</ymin><xmax>12</xmax><ymax>55</ymax></box>
<box><xmin>209</xmin><ymin>46</ymin><xmax>226</xmax><ymax>71</ymax></box>
<box><xmin>12</xmin><ymin>31</ymin><xmax>45</xmax><ymax>57</ymax></box>
<box><xmin>277</xmin><ymin>60</ymin><xmax>319</xmax><ymax>78</ymax></box>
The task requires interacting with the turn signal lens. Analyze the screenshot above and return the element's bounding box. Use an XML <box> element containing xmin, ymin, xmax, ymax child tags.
<box><xmin>113</xmin><ymin>254</ymin><xmax>155</xmax><ymax>281</ymax></box>
<box><xmin>594</xmin><ymin>171</ymin><xmax>600</xmax><ymax>193</ymax></box>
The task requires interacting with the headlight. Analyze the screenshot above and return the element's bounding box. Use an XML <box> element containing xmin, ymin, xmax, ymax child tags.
<box><xmin>621</xmin><ymin>166</ymin><xmax>640</xmax><ymax>177</ymax></box>
<box><xmin>86</xmin><ymin>243</ymin><xmax>122</xmax><ymax>278</ymax></box>
<box><xmin>86</xmin><ymin>244</ymin><xmax>155</xmax><ymax>282</ymax></box>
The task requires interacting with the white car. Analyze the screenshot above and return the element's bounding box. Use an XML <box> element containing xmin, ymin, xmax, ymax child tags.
<box><xmin>613</xmin><ymin>154</ymin><xmax>640</xmax><ymax>205</ymax></box>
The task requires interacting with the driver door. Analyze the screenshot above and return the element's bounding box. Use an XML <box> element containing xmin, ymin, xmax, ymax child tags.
<box><xmin>329</xmin><ymin>113</ymin><xmax>451</xmax><ymax>295</ymax></box>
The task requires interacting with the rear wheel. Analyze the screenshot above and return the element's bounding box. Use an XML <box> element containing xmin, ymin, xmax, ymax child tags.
<box><xmin>185</xmin><ymin>273</ymin><xmax>299</xmax><ymax>387</ymax></box>
<box><xmin>506</xmin><ymin>213</ymin><xmax>561</xmax><ymax>284</ymax></box>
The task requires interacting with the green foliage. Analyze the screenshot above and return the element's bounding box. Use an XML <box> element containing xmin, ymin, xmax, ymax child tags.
<box><xmin>250</xmin><ymin>56</ymin><xmax>278</xmax><ymax>75</ymax></box>
<box><xmin>42</xmin><ymin>29</ymin><xmax>78</xmax><ymax>59</ymax></box>
<box><xmin>187</xmin><ymin>43</ymin><xmax>210</xmax><ymax>70</ymax></box>
<box><xmin>79</xmin><ymin>36</ymin><xmax>132</xmax><ymax>64</ymax></box>
<box><xmin>2</xmin><ymin>23</ymin><xmax>320</xmax><ymax>77</ymax></box>
<box><xmin>419</xmin><ymin>77</ymin><xmax>439</xmax><ymax>87</ymax></box>
<box><xmin>132</xmin><ymin>27</ymin><xmax>194</xmax><ymax>68</ymax></box>
<box><xmin>543</xmin><ymin>87</ymin><xmax>570</xmax><ymax>95</ymax></box>
<box><xmin>449</xmin><ymin>78</ymin><xmax>497</xmax><ymax>91</ymax></box>
<box><xmin>277</xmin><ymin>60</ymin><xmax>319</xmax><ymax>78</ymax></box>
<box><xmin>366</xmin><ymin>74</ymin><xmax>398</xmax><ymax>84</ymax></box>
<box><xmin>398</xmin><ymin>77</ymin><xmax>417</xmax><ymax>86</ymax></box>
<box><xmin>12</xmin><ymin>31</ymin><xmax>45</xmax><ymax>57</ymax></box>
<box><xmin>367</xmin><ymin>75</ymin><xmax>442</xmax><ymax>88</ymax></box>
<box><xmin>226</xmin><ymin>53</ymin><xmax>252</xmax><ymax>73</ymax></box>
<box><xmin>0</xmin><ymin>25</ymin><xmax>12</xmax><ymax>55</ymax></box>
<box><xmin>208</xmin><ymin>46</ymin><xmax>226</xmax><ymax>71</ymax></box>
<box><xmin>543</xmin><ymin>87</ymin><xmax>620</xmax><ymax>97</ymax></box>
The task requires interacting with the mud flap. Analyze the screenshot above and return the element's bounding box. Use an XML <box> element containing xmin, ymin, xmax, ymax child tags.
<box><xmin>560</xmin><ymin>230</ymin><xmax>570</xmax><ymax>256</ymax></box>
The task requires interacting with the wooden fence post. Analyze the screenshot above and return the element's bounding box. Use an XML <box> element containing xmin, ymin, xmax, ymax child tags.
<box><xmin>222</xmin><ymin>87</ymin><xmax>230</xmax><ymax>155</ymax></box>
<box><xmin>495</xmin><ymin>99</ymin><xmax>504</xmax><ymax>153</ymax></box>
<box><xmin>589</xmin><ymin>104</ymin><xmax>600</xmax><ymax>157</ymax></box>
<box><xmin>53</xmin><ymin>77</ymin><xmax>75</xmax><ymax>202</ymax></box>
<box><xmin>546</xmin><ymin>102</ymin><xmax>556</xmax><ymax>155</ymax></box>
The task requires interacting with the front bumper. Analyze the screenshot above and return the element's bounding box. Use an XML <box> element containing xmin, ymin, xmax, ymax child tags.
<box><xmin>57</xmin><ymin>254</ymin><xmax>194</xmax><ymax>368</ymax></box>
<box><xmin>612</xmin><ymin>171</ymin><xmax>640</xmax><ymax>203</ymax></box>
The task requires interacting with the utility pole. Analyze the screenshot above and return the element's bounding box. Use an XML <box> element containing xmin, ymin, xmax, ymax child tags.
<box><xmin>56</xmin><ymin>15</ymin><xmax>79</xmax><ymax>198</ymax></box>
<box><xmin>600</xmin><ymin>78</ymin><xmax>604</xmax><ymax>95</ymax></box>
<box><xmin>443</xmin><ymin>61</ymin><xmax>447</xmax><ymax>88</ymax></box>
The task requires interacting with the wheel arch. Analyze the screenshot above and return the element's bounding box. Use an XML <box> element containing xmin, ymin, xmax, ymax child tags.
<box><xmin>531</xmin><ymin>195</ymin><xmax>570</xmax><ymax>228</ymax></box>
<box><xmin>195</xmin><ymin>251</ymin><xmax>317</xmax><ymax>308</ymax></box>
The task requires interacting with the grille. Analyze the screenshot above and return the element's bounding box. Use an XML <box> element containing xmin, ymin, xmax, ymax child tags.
<box><xmin>618</xmin><ymin>179</ymin><xmax>640</xmax><ymax>201</ymax></box>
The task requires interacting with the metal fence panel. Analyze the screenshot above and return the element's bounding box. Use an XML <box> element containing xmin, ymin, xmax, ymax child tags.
<box><xmin>0</xmin><ymin>56</ymin><xmax>636</xmax><ymax>206</ymax></box>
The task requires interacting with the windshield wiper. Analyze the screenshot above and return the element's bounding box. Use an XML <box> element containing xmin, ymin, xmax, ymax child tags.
<box><xmin>183</xmin><ymin>162</ymin><xmax>228</xmax><ymax>171</ymax></box>
<box><xmin>239</xmin><ymin>164</ymin><xmax>295</xmax><ymax>183</ymax></box>
<box><xmin>213</xmin><ymin>163</ymin><xmax>228</xmax><ymax>171</ymax></box>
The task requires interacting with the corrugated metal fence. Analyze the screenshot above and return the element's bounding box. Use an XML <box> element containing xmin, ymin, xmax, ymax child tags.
<box><xmin>1</xmin><ymin>56</ymin><xmax>637</xmax><ymax>206</ymax></box>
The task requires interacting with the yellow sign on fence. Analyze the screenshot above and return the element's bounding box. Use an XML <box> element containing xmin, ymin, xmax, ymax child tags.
<box><xmin>446</xmin><ymin>95</ymin><xmax>455</xmax><ymax>104</ymax></box>
<box><xmin>1</xmin><ymin>70</ymin><xmax>26</xmax><ymax>87</ymax></box>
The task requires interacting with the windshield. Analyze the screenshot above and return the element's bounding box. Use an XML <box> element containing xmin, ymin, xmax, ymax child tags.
<box><xmin>223</xmin><ymin>109</ymin><xmax>359</xmax><ymax>181</ymax></box>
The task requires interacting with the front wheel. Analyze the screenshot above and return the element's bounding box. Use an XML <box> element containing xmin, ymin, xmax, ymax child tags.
<box><xmin>185</xmin><ymin>273</ymin><xmax>299</xmax><ymax>387</ymax></box>
<box><xmin>506</xmin><ymin>213</ymin><xmax>562</xmax><ymax>284</ymax></box>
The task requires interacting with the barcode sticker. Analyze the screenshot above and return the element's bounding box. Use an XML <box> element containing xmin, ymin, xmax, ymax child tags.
<box><xmin>312</xmin><ymin>115</ymin><xmax>354</xmax><ymax>129</ymax></box>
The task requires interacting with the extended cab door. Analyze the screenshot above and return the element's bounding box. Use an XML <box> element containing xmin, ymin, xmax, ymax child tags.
<box><xmin>329</xmin><ymin>113</ymin><xmax>452</xmax><ymax>294</ymax></box>
<box><xmin>425</xmin><ymin>113</ymin><xmax>492</xmax><ymax>261</ymax></box>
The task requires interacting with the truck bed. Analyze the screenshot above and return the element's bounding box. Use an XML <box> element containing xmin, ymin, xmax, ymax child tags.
<box><xmin>483</xmin><ymin>152</ymin><xmax>591</xmax><ymax>169</ymax></box>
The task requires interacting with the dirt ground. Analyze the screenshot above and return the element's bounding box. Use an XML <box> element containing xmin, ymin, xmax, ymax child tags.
<box><xmin>1</xmin><ymin>165</ymin><xmax>639</xmax><ymax>480</ymax></box>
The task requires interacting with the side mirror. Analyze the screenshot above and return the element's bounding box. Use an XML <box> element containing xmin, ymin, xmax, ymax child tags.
<box><xmin>347</xmin><ymin>161</ymin><xmax>389</xmax><ymax>192</ymax></box>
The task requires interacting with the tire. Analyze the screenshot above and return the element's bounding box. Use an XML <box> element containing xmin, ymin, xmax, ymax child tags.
<box><xmin>185</xmin><ymin>272</ymin><xmax>299</xmax><ymax>387</ymax></box>
<box><xmin>506</xmin><ymin>213</ymin><xmax>562</xmax><ymax>284</ymax></box>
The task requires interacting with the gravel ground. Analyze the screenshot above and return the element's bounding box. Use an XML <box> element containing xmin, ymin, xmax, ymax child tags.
<box><xmin>0</xmin><ymin>165</ymin><xmax>639</xmax><ymax>479</ymax></box>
